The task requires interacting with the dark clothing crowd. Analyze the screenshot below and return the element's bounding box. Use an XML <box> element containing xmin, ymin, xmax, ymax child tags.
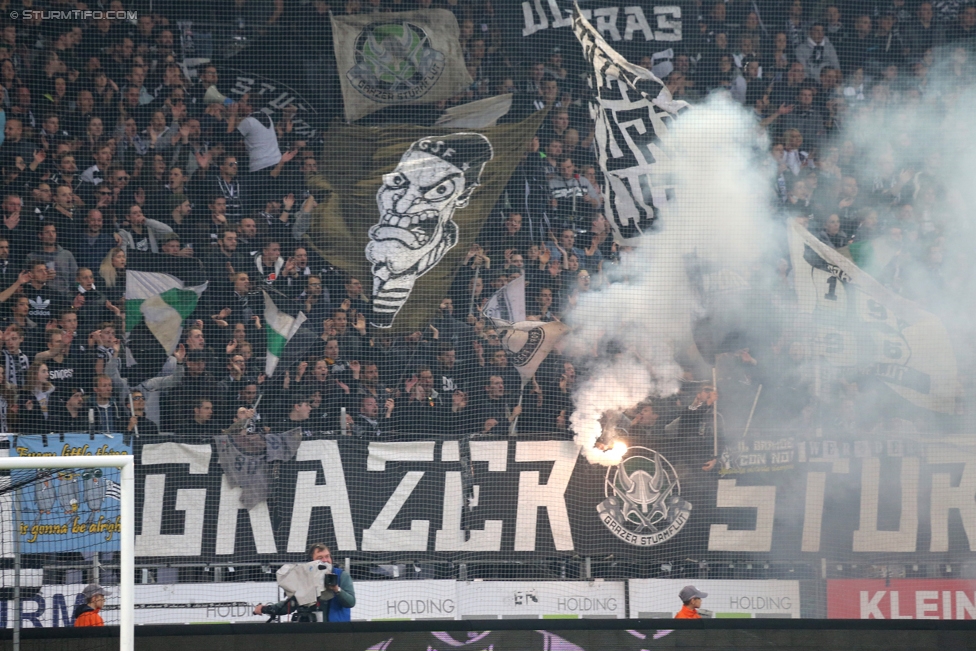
<box><xmin>0</xmin><ymin>0</ymin><xmax>972</xmax><ymax>448</ymax></box>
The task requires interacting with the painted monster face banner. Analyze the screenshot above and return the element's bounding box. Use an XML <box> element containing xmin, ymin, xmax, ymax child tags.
<box><xmin>366</xmin><ymin>134</ymin><xmax>492</xmax><ymax>328</ymax></box>
<box><xmin>305</xmin><ymin>111</ymin><xmax>546</xmax><ymax>334</ymax></box>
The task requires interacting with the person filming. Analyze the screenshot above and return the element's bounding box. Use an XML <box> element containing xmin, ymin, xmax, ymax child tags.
<box><xmin>253</xmin><ymin>543</ymin><xmax>355</xmax><ymax>622</ymax></box>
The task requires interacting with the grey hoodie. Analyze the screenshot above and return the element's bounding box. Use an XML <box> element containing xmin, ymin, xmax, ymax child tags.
<box><xmin>117</xmin><ymin>219</ymin><xmax>174</xmax><ymax>254</ymax></box>
<box><xmin>26</xmin><ymin>245</ymin><xmax>78</xmax><ymax>295</ymax></box>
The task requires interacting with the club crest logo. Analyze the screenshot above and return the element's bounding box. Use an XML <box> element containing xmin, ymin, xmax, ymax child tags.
<box><xmin>597</xmin><ymin>446</ymin><xmax>692</xmax><ymax>547</ymax></box>
<box><xmin>348</xmin><ymin>22</ymin><xmax>446</xmax><ymax>104</ymax></box>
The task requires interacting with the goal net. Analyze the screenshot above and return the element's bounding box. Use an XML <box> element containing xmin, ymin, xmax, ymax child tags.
<box><xmin>1</xmin><ymin>451</ymin><xmax>134</xmax><ymax>649</ymax></box>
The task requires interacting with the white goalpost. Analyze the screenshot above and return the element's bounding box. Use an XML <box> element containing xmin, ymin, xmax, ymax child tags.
<box><xmin>1</xmin><ymin>455</ymin><xmax>134</xmax><ymax>651</ymax></box>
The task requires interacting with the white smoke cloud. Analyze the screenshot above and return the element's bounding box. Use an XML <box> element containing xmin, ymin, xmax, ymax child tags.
<box><xmin>566</xmin><ymin>95</ymin><xmax>776</xmax><ymax>464</ymax></box>
<box><xmin>565</xmin><ymin>65</ymin><xmax>976</xmax><ymax>465</ymax></box>
<box><xmin>835</xmin><ymin>81</ymin><xmax>976</xmax><ymax>379</ymax></box>
<box><xmin>569</xmin><ymin>356</ymin><xmax>654</xmax><ymax>465</ymax></box>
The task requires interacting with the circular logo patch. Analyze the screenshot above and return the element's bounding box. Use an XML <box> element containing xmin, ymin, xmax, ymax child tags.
<box><xmin>597</xmin><ymin>446</ymin><xmax>692</xmax><ymax>547</ymax></box>
<box><xmin>347</xmin><ymin>22</ymin><xmax>447</xmax><ymax>104</ymax></box>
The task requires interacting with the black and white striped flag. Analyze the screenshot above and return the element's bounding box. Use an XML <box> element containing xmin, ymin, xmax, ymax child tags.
<box><xmin>573</xmin><ymin>4</ymin><xmax>688</xmax><ymax>245</ymax></box>
<box><xmin>105</xmin><ymin>479</ymin><xmax>121</xmax><ymax>501</ymax></box>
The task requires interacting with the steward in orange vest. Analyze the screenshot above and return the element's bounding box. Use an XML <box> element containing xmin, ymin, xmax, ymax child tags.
<box><xmin>674</xmin><ymin>585</ymin><xmax>708</xmax><ymax>619</ymax></box>
<box><xmin>73</xmin><ymin>584</ymin><xmax>107</xmax><ymax>626</ymax></box>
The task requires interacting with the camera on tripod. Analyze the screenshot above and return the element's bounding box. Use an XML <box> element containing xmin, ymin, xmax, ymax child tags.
<box><xmin>271</xmin><ymin>560</ymin><xmax>339</xmax><ymax>622</ymax></box>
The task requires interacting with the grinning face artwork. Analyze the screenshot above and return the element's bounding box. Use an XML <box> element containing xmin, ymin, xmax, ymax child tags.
<box><xmin>365</xmin><ymin>133</ymin><xmax>492</xmax><ymax>328</ymax></box>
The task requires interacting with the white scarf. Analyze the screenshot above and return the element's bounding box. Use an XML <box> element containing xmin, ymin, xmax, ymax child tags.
<box><xmin>254</xmin><ymin>255</ymin><xmax>285</xmax><ymax>283</ymax></box>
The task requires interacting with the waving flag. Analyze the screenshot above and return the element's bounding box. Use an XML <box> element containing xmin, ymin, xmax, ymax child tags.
<box><xmin>787</xmin><ymin>219</ymin><xmax>958</xmax><ymax>414</ymax></box>
<box><xmin>263</xmin><ymin>292</ymin><xmax>307</xmax><ymax>377</ymax></box>
<box><xmin>573</xmin><ymin>5</ymin><xmax>688</xmax><ymax>245</ymax></box>
<box><xmin>125</xmin><ymin>263</ymin><xmax>207</xmax><ymax>355</ymax></box>
<box><xmin>483</xmin><ymin>274</ymin><xmax>527</xmax><ymax>324</ymax></box>
<box><xmin>333</xmin><ymin>9</ymin><xmax>472</xmax><ymax>123</ymax></box>
<box><xmin>304</xmin><ymin>110</ymin><xmax>545</xmax><ymax>334</ymax></box>
<box><xmin>494</xmin><ymin>319</ymin><xmax>570</xmax><ymax>389</ymax></box>
<box><xmin>122</xmin><ymin>254</ymin><xmax>207</xmax><ymax>383</ymax></box>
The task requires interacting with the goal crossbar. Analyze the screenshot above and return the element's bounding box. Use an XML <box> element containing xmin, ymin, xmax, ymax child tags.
<box><xmin>1</xmin><ymin>455</ymin><xmax>134</xmax><ymax>651</ymax></box>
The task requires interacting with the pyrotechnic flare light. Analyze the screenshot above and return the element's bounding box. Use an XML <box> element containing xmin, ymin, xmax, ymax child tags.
<box><xmin>592</xmin><ymin>433</ymin><xmax>629</xmax><ymax>465</ymax></box>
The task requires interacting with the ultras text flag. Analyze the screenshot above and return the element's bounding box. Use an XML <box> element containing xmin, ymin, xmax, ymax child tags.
<box><xmin>573</xmin><ymin>4</ymin><xmax>688</xmax><ymax>245</ymax></box>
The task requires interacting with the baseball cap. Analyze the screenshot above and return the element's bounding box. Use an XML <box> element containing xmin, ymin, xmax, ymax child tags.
<box><xmin>81</xmin><ymin>584</ymin><xmax>109</xmax><ymax>600</ymax></box>
<box><xmin>679</xmin><ymin>585</ymin><xmax>707</xmax><ymax>602</ymax></box>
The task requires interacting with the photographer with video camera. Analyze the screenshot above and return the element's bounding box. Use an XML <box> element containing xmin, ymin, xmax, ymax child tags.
<box><xmin>253</xmin><ymin>543</ymin><xmax>355</xmax><ymax>622</ymax></box>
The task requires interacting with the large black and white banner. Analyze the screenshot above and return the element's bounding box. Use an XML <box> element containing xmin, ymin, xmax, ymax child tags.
<box><xmin>788</xmin><ymin>219</ymin><xmax>958</xmax><ymax>414</ymax></box>
<box><xmin>574</xmin><ymin>8</ymin><xmax>688</xmax><ymax>245</ymax></box>
<box><xmin>500</xmin><ymin>0</ymin><xmax>683</xmax><ymax>63</ymax></box>
<box><xmin>8</xmin><ymin>433</ymin><xmax>964</xmax><ymax>563</ymax></box>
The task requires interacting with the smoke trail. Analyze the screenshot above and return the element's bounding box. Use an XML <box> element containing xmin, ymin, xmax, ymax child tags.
<box><xmin>566</xmin><ymin>95</ymin><xmax>776</xmax><ymax>464</ymax></box>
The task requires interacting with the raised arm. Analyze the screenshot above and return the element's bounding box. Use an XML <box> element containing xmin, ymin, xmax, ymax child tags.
<box><xmin>0</xmin><ymin>270</ymin><xmax>31</xmax><ymax>304</ymax></box>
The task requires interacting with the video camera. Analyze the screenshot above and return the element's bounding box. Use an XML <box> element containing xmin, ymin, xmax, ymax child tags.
<box><xmin>322</xmin><ymin>565</ymin><xmax>339</xmax><ymax>589</ymax></box>
<box><xmin>272</xmin><ymin>560</ymin><xmax>339</xmax><ymax>622</ymax></box>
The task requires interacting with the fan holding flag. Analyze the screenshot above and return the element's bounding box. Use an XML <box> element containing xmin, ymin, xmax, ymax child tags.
<box><xmin>480</xmin><ymin>273</ymin><xmax>571</xmax><ymax>435</ymax></box>
<box><xmin>123</xmin><ymin>253</ymin><xmax>208</xmax><ymax>385</ymax></box>
<box><xmin>262</xmin><ymin>289</ymin><xmax>308</xmax><ymax>378</ymax></box>
<box><xmin>456</xmin><ymin>278</ymin><xmax>569</xmax><ymax>538</ymax></box>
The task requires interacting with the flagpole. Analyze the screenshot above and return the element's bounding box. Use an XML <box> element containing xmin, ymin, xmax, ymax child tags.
<box><xmin>509</xmin><ymin>391</ymin><xmax>523</xmax><ymax>436</ymax></box>
<box><xmin>467</xmin><ymin>267</ymin><xmax>481</xmax><ymax>318</ymax></box>
<box><xmin>712</xmin><ymin>367</ymin><xmax>718</xmax><ymax>457</ymax></box>
<box><xmin>128</xmin><ymin>393</ymin><xmax>139</xmax><ymax>440</ymax></box>
<box><xmin>743</xmin><ymin>384</ymin><xmax>762</xmax><ymax>438</ymax></box>
<box><xmin>814</xmin><ymin>351</ymin><xmax>823</xmax><ymax>438</ymax></box>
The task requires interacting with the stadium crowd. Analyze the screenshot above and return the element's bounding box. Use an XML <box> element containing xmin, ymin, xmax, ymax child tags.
<box><xmin>0</xmin><ymin>0</ymin><xmax>971</xmax><ymax>446</ymax></box>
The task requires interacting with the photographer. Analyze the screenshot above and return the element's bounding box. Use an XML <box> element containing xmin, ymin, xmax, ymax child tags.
<box><xmin>253</xmin><ymin>543</ymin><xmax>355</xmax><ymax>622</ymax></box>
